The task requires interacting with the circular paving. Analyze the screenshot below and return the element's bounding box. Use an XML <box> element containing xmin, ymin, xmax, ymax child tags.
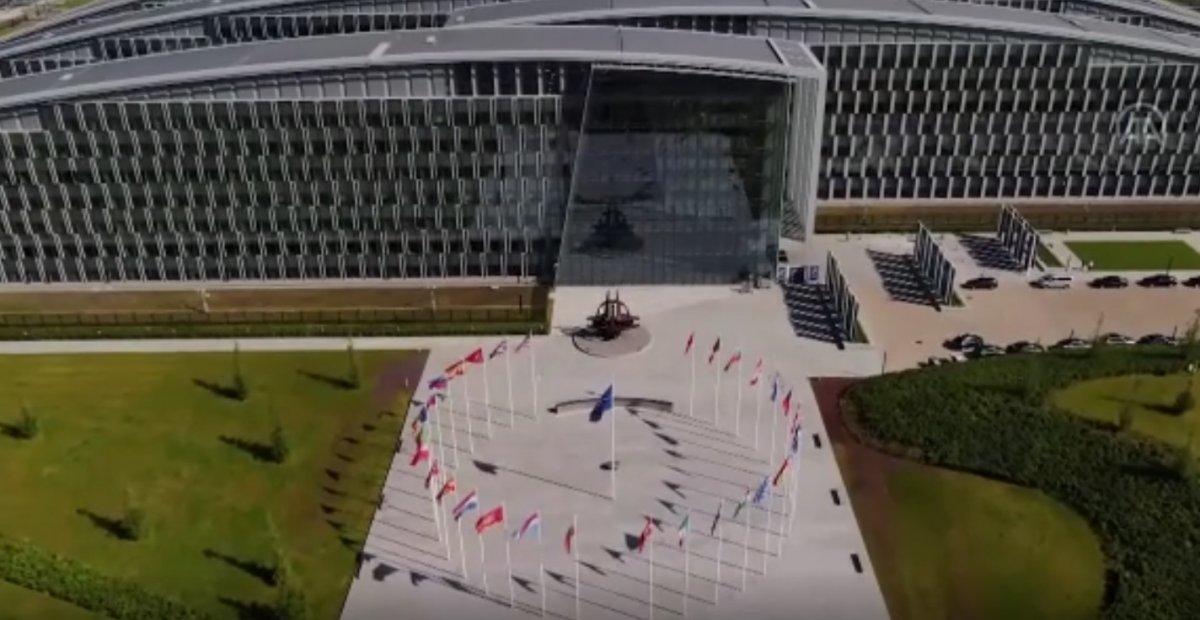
<box><xmin>572</xmin><ymin>325</ymin><xmax>653</xmax><ymax>358</ymax></box>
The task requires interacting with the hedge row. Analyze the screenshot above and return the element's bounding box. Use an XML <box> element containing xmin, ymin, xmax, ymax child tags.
<box><xmin>0</xmin><ymin>538</ymin><xmax>208</xmax><ymax>619</ymax></box>
<box><xmin>0</xmin><ymin>320</ymin><xmax>548</xmax><ymax>341</ymax></box>
<box><xmin>845</xmin><ymin>348</ymin><xmax>1200</xmax><ymax>620</ymax></box>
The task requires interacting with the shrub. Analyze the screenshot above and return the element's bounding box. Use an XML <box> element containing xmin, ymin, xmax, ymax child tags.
<box><xmin>273</xmin><ymin>582</ymin><xmax>309</xmax><ymax>620</ymax></box>
<box><xmin>13</xmin><ymin>404</ymin><xmax>39</xmax><ymax>440</ymax></box>
<box><xmin>1169</xmin><ymin>389</ymin><xmax>1195</xmax><ymax>416</ymax></box>
<box><xmin>231</xmin><ymin>344</ymin><xmax>249</xmax><ymax>401</ymax></box>
<box><xmin>0</xmin><ymin>538</ymin><xmax>206</xmax><ymax>619</ymax></box>
<box><xmin>844</xmin><ymin>349</ymin><xmax>1200</xmax><ymax>620</ymax></box>
<box><xmin>269</xmin><ymin>424</ymin><xmax>289</xmax><ymax>464</ymax></box>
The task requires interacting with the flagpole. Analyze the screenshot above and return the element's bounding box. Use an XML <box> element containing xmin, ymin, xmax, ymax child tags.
<box><xmin>753</xmin><ymin>374</ymin><xmax>763</xmax><ymax>451</ymax></box>
<box><xmin>715</xmin><ymin>500</ymin><xmax>723</xmax><ymax>604</ymax></box>
<box><xmin>429</xmin><ymin>477</ymin><xmax>448</xmax><ymax>560</ymax></box>
<box><xmin>505</xmin><ymin>344</ymin><xmax>515</xmax><ymax>427</ymax></box>
<box><xmin>463</xmin><ymin>371</ymin><xmax>476</xmax><ymax>454</ymax></box>
<box><xmin>764</xmin><ymin>461</ymin><xmax>774</xmax><ymax>572</ymax></box>
<box><xmin>503</xmin><ymin>502</ymin><xmax>514</xmax><ymax>607</ymax></box>
<box><xmin>538</xmin><ymin>517</ymin><xmax>547</xmax><ymax>618</ymax></box>
<box><xmin>714</xmin><ymin>360</ymin><xmax>723</xmax><ymax>428</ymax></box>
<box><xmin>688</xmin><ymin>336</ymin><xmax>696</xmax><ymax>419</ymax></box>
<box><xmin>447</xmin><ymin>388</ymin><xmax>461</xmax><ymax>469</ymax></box>
<box><xmin>683</xmin><ymin>517</ymin><xmax>690</xmax><ymax>618</ymax></box>
<box><xmin>573</xmin><ymin>514</ymin><xmax>581</xmax><ymax>620</ymax></box>
<box><xmin>483</xmin><ymin>348</ymin><xmax>493</xmax><ymax>438</ymax></box>
<box><xmin>740</xmin><ymin>497</ymin><xmax>750</xmax><ymax>591</ymax></box>
<box><xmin>648</xmin><ymin>533</ymin><xmax>655</xmax><ymax>620</ymax></box>
<box><xmin>457</xmin><ymin>511</ymin><xmax>468</xmax><ymax>578</ymax></box>
<box><xmin>479</xmin><ymin>529</ymin><xmax>490</xmax><ymax>597</ymax></box>
<box><xmin>734</xmin><ymin>342</ymin><xmax>744</xmax><ymax>438</ymax></box>
<box><xmin>611</xmin><ymin>374</ymin><xmax>617</xmax><ymax>502</ymax></box>
<box><xmin>530</xmin><ymin>335</ymin><xmax>539</xmax><ymax>422</ymax></box>
<box><xmin>777</xmin><ymin>468</ymin><xmax>789</xmax><ymax>557</ymax></box>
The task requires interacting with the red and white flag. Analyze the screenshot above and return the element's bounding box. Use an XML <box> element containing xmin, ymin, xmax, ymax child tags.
<box><xmin>564</xmin><ymin>523</ymin><xmax>576</xmax><ymax>555</ymax></box>
<box><xmin>636</xmin><ymin>517</ymin><xmax>654</xmax><ymax>553</ymax></box>
<box><xmin>475</xmin><ymin>505</ymin><xmax>505</xmax><ymax>535</ymax></box>
<box><xmin>424</xmin><ymin>460</ymin><xmax>440</xmax><ymax>490</ymax></box>
<box><xmin>409</xmin><ymin>442</ymin><xmax>431</xmax><ymax>467</ymax></box>
<box><xmin>684</xmin><ymin>332</ymin><xmax>695</xmax><ymax>356</ymax></box>
<box><xmin>782</xmin><ymin>389</ymin><xmax>793</xmax><ymax>416</ymax></box>
<box><xmin>723</xmin><ymin>351</ymin><xmax>743</xmax><ymax>373</ymax></box>
<box><xmin>436</xmin><ymin>477</ymin><xmax>457</xmax><ymax>503</ymax></box>
<box><xmin>707</xmin><ymin>339</ymin><xmax>722</xmax><ymax>365</ymax></box>
<box><xmin>772</xmin><ymin>457</ymin><xmax>791</xmax><ymax>487</ymax></box>
<box><xmin>464</xmin><ymin>348</ymin><xmax>485</xmax><ymax>365</ymax></box>
<box><xmin>749</xmin><ymin>359</ymin><xmax>763</xmax><ymax>386</ymax></box>
<box><xmin>445</xmin><ymin>360</ymin><xmax>466</xmax><ymax>378</ymax></box>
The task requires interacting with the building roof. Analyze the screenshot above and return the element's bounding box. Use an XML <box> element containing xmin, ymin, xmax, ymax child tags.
<box><xmin>0</xmin><ymin>25</ymin><xmax>818</xmax><ymax>109</ymax></box>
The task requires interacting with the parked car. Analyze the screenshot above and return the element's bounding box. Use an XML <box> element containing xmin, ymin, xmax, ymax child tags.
<box><xmin>1089</xmin><ymin>275</ymin><xmax>1129</xmax><ymax>289</ymax></box>
<box><xmin>1138</xmin><ymin>333</ymin><xmax>1182</xmax><ymax>346</ymax></box>
<box><xmin>1052</xmin><ymin>337</ymin><xmax>1092</xmax><ymax>350</ymax></box>
<box><xmin>1006</xmin><ymin>341</ymin><xmax>1045</xmax><ymax>354</ymax></box>
<box><xmin>946</xmin><ymin>333</ymin><xmax>984</xmax><ymax>351</ymax></box>
<box><xmin>1139</xmin><ymin>273</ymin><xmax>1178</xmax><ymax>288</ymax></box>
<box><xmin>962</xmin><ymin>276</ymin><xmax>998</xmax><ymax>290</ymax></box>
<box><xmin>968</xmin><ymin>344</ymin><xmax>1005</xmax><ymax>358</ymax></box>
<box><xmin>1032</xmin><ymin>274</ymin><xmax>1072</xmax><ymax>289</ymax></box>
<box><xmin>1101</xmin><ymin>332</ymin><xmax>1135</xmax><ymax>345</ymax></box>
<box><xmin>1184</xmin><ymin>275</ymin><xmax>1200</xmax><ymax>288</ymax></box>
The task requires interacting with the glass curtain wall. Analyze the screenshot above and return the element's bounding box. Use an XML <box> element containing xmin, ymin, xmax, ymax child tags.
<box><xmin>556</xmin><ymin>68</ymin><xmax>792</xmax><ymax>285</ymax></box>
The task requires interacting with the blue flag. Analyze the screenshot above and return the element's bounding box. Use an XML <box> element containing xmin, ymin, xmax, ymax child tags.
<box><xmin>752</xmin><ymin>476</ymin><xmax>770</xmax><ymax>506</ymax></box>
<box><xmin>589</xmin><ymin>385</ymin><xmax>615</xmax><ymax>423</ymax></box>
<box><xmin>769</xmin><ymin>376</ymin><xmax>779</xmax><ymax>403</ymax></box>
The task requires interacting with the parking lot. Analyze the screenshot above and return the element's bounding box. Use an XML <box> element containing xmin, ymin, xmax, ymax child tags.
<box><xmin>818</xmin><ymin>233</ymin><xmax>1200</xmax><ymax>370</ymax></box>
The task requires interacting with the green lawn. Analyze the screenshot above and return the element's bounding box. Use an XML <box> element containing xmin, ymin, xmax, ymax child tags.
<box><xmin>1036</xmin><ymin>241</ymin><xmax>1063</xmax><ymax>268</ymax></box>
<box><xmin>1052</xmin><ymin>372</ymin><xmax>1200</xmax><ymax>453</ymax></box>
<box><xmin>0</xmin><ymin>580</ymin><xmax>100</xmax><ymax>620</ymax></box>
<box><xmin>1064</xmin><ymin>240</ymin><xmax>1200</xmax><ymax>271</ymax></box>
<box><xmin>0</xmin><ymin>350</ymin><xmax>417</xmax><ymax>619</ymax></box>
<box><xmin>870</xmin><ymin>461</ymin><xmax>1103</xmax><ymax>620</ymax></box>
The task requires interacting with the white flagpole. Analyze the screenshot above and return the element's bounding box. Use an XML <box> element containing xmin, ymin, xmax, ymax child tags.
<box><xmin>446</xmin><ymin>388</ymin><xmax>461</xmax><ymax>469</ymax></box>
<box><xmin>734</xmin><ymin>344</ymin><xmax>744</xmax><ymax>438</ymax></box>
<box><xmin>688</xmin><ymin>337</ymin><xmax>696</xmax><ymax>419</ymax></box>
<box><xmin>530</xmin><ymin>336</ymin><xmax>540</xmax><ymax>422</ymax></box>
<box><xmin>714</xmin><ymin>359</ymin><xmax>723</xmax><ymax>427</ymax></box>
<box><xmin>753</xmin><ymin>374</ymin><xmax>763</xmax><ymax>451</ymax></box>
<box><xmin>648</xmin><ymin>533</ymin><xmax>655</xmax><ymax>620</ymax></box>
<box><xmin>538</xmin><ymin>518</ymin><xmax>547</xmax><ymax>618</ymax></box>
<box><xmin>479</xmin><ymin>528</ymin><xmax>490</xmax><ymax>597</ymax></box>
<box><xmin>505</xmin><ymin>344</ymin><xmax>515</xmax><ymax>427</ymax></box>
<box><xmin>463</xmin><ymin>372</ymin><xmax>476</xmax><ymax>454</ymax></box>
<box><xmin>503</xmin><ymin>502</ymin><xmax>514</xmax><ymax>607</ymax></box>
<box><xmin>778</xmin><ymin>467</ymin><xmax>790</xmax><ymax>557</ymax></box>
<box><xmin>740</xmin><ymin>498</ymin><xmax>750</xmax><ymax>591</ymax></box>
<box><xmin>764</xmin><ymin>465</ymin><xmax>774</xmax><ymax>571</ymax></box>
<box><xmin>715</xmin><ymin>501</ymin><xmax>723</xmax><ymax>604</ymax></box>
<box><xmin>483</xmin><ymin>350</ymin><xmax>493</xmax><ymax>438</ymax></box>
<box><xmin>429</xmin><ymin>477</ymin><xmax>448</xmax><ymax>560</ymax></box>
<box><xmin>457</xmin><ymin>511</ymin><xmax>468</xmax><ymax>578</ymax></box>
<box><xmin>610</xmin><ymin>374</ymin><xmax>617</xmax><ymax>502</ymax></box>
<box><xmin>683</xmin><ymin>519</ymin><xmax>690</xmax><ymax>618</ymax></box>
<box><xmin>573</xmin><ymin>514</ymin><xmax>581</xmax><ymax>620</ymax></box>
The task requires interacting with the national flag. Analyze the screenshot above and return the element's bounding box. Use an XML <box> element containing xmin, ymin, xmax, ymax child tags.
<box><xmin>414</xmin><ymin>422</ymin><xmax>430</xmax><ymax>448</ymax></box>
<box><xmin>589</xmin><ymin>385</ymin><xmax>615</xmax><ymax>423</ymax></box>
<box><xmin>752</xmin><ymin>476</ymin><xmax>770</xmax><ymax>506</ymax></box>
<box><xmin>772</xmin><ymin>457</ymin><xmax>791</xmax><ymax>487</ymax></box>
<box><xmin>782</xmin><ymin>389</ymin><xmax>793</xmax><ymax>416</ymax></box>
<box><xmin>489</xmin><ymin>340</ymin><xmax>508</xmax><ymax>360</ymax></box>
<box><xmin>409</xmin><ymin>442</ymin><xmax>431</xmax><ymax>467</ymax></box>
<box><xmin>707</xmin><ymin>339</ymin><xmax>722</xmax><ymax>365</ymax></box>
<box><xmin>790</xmin><ymin>425</ymin><xmax>803</xmax><ymax>457</ymax></box>
<box><xmin>436</xmin><ymin>477</ymin><xmax>457</xmax><ymax>503</ymax></box>
<box><xmin>684</xmin><ymin>332</ymin><xmax>695</xmax><ymax>356</ymax></box>
<box><xmin>723</xmin><ymin>351</ymin><xmax>743</xmax><ymax>374</ymax></box>
<box><xmin>709</xmin><ymin>502</ymin><xmax>722</xmax><ymax>536</ymax></box>
<box><xmin>677</xmin><ymin>513</ymin><xmax>690</xmax><ymax>547</ymax></box>
<box><xmin>769</xmin><ymin>375</ymin><xmax>780</xmax><ymax>402</ymax></box>
<box><xmin>475</xmin><ymin>505</ymin><xmax>505</xmax><ymax>535</ymax></box>
<box><xmin>427</xmin><ymin>375</ymin><xmax>449</xmax><ymax>390</ymax></box>
<box><xmin>749</xmin><ymin>360</ymin><xmax>763</xmax><ymax>386</ymax></box>
<box><xmin>515</xmin><ymin>332</ymin><xmax>532</xmax><ymax>353</ymax></box>
<box><xmin>636</xmin><ymin>517</ymin><xmax>654</xmax><ymax>553</ymax></box>
<box><xmin>464</xmin><ymin>348</ymin><xmax>485</xmax><ymax>365</ymax></box>
<box><xmin>445</xmin><ymin>360</ymin><xmax>466</xmax><ymax>379</ymax></box>
<box><xmin>452</xmin><ymin>491</ymin><xmax>479</xmax><ymax>521</ymax></box>
<box><xmin>732</xmin><ymin>491</ymin><xmax>750</xmax><ymax>521</ymax></box>
<box><xmin>424</xmin><ymin>460</ymin><xmax>440</xmax><ymax>490</ymax></box>
<box><xmin>564</xmin><ymin>523</ymin><xmax>576</xmax><ymax>555</ymax></box>
<box><xmin>416</xmin><ymin>403</ymin><xmax>429</xmax><ymax>424</ymax></box>
<box><xmin>513</xmin><ymin>512</ymin><xmax>541</xmax><ymax>541</ymax></box>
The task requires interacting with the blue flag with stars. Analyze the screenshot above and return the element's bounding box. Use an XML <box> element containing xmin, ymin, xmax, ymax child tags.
<box><xmin>589</xmin><ymin>385</ymin><xmax>614</xmax><ymax>423</ymax></box>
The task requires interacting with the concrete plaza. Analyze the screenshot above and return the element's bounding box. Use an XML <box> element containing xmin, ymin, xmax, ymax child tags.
<box><xmin>340</xmin><ymin>286</ymin><xmax>888</xmax><ymax>620</ymax></box>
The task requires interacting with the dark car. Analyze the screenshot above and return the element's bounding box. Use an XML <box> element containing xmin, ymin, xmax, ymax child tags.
<box><xmin>1184</xmin><ymin>275</ymin><xmax>1200</xmax><ymax>288</ymax></box>
<box><xmin>1138</xmin><ymin>333</ymin><xmax>1181</xmax><ymax>346</ymax></box>
<box><xmin>1006</xmin><ymin>341</ymin><xmax>1045</xmax><ymax>354</ymax></box>
<box><xmin>962</xmin><ymin>276</ymin><xmax>998</xmax><ymax>290</ymax></box>
<box><xmin>1090</xmin><ymin>275</ymin><xmax>1129</xmax><ymax>289</ymax></box>
<box><xmin>946</xmin><ymin>333</ymin><xmax>984</xmax><ymax>351</ymax></box>
<box><xmin>1139</xmin><ymin>274</ymin><xmax>1179</xmax><ymax>288</ymax></box>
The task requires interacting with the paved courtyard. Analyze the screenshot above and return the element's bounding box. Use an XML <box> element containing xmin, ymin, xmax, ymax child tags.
<box><xmin>340</xmin><ymin>286</ymin><xmax>889</xmax><ymax>620</ymax></box>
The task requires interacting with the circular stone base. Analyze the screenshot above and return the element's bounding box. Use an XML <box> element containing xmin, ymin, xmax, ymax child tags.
<box><xmin>572</xmin><ymin>326</ymin><xmax>652</xmax><ymax>358</ymax></box>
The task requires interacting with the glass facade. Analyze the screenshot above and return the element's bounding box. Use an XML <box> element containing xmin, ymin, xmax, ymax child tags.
<box><xmin>557</xmin><ymin>69</ymin><xmax>794</xmax><ymax>285</ymax></box>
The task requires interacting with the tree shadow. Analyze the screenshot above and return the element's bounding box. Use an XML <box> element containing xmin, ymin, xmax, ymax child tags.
<box><xmin>203</xmin><ymin>548</ymin><xmax>276</xmax><ymax>586</ymax></box>
<box><xmin>0</xmin><ymin>422</ymin><xmax>22</xmax><ymax>439</ymax></box>
<box><xmin>192</xmin><ymin>378</ymin><xmax>244</xmax><ymax>401</ymax></box>
<box><xmin>76</xmin><ymin>508</ymin><xmax>128</xmax><ymax>540</ymax></box>
<box><xmin>219</xmin><ymin>435</ymin><xmax>275</xmax><ymax>463</ymax></box>
<box><xmin>298</xmin><ymin>369</ymin><xmax>356</xmax><ymax>391</ymax></box>
<box><xmin>218</xmin><ymin>597</ymin><xmax>274</xmax><ymax>620</ymax></box>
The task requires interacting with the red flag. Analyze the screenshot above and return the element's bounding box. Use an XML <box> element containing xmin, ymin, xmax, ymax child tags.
<box><xmin>749</xmin><ymin>359</ymin><xmax>763</xmax><ymax>386</ymax></box>
<box><xmin>424</xmin><ymin>460</ymin><xmax>440</xmax><ymax>490</ymax></box>
<box><xmin>464</xmin><ymin>348</ymin><xmax>485</xmax><ymax>364</ymax></box>
<box><xmin>565</xmin><ymin>524</ymin><xmax>576</xmax><ymax>555</ymax></box>
<box><xmin>637</xmin><ymin>517</ymin><xmax>654</xmax><ymax>553</ymax></box>
<box><xmin>445</xmin><ymin>360</ymin><xmax>466</xmax><ymax>378</ymax></box>
<box><xmin>707</xmin><ymin>339</ymin><xmax>722</xmax><ymax>365</ymax></box>
<box><xmin>723</xmin><ymin>351</ymin><xmax>742</xmax><ymax>373</ymax></box>
<box><xmin>475</xmin><ymin>505</ymin><xmax>505</xmax><ymax>535</ymax></box>
<box><xmin>436</xmin><ymin>477</ymin><xmax>457</xmax><ymax>503</ymax></box>
<box><xmin>773</xmin><ymin>457</ymin><xmax>791</xmax><ymax>487</ymax></box>
<box><xmin>782</xmin><ymin>389</ymin><xmax>792</xmax><ymax>416</ymax></box>
<box><xmin>409</xmin><ymin>443</ymin><xmax>430</xmax><ymax>467</ymax></box>
<box><xmin>684</xmin><ymin>332</ymin><xmax>695</xmax><ymax>356</ymax></box>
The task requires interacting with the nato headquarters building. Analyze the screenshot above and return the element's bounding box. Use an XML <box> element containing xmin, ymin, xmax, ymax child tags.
<box><xmin>0</xmin><ymin>0</ymin><xmax>1198</xmax><ymax>285</ymax></box>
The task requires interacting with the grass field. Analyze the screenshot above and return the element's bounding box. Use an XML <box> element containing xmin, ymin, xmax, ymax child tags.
<box><xmin>1064</xmin><ymin>240</ymin><xmax>1200</xmax><ymax>271</ymax></box>
<box><xmin>1036</xmin><ymin>241</ymin><xmax>1063</xmax><ymax>268</ymax></box>
<box><xmin>1052</xmin><ymin>372</ymin><xmax>1200</xmax><ymax>454</ymax></box>
<box><xmin>0</xmin><ymin>350</ymin><xmax>419</xmax><ymax>619</ymax></box>
<box><xmin>0</xmin><ymin>580</ymin><xmax>100</xmax><ymax>620</ymax></box>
